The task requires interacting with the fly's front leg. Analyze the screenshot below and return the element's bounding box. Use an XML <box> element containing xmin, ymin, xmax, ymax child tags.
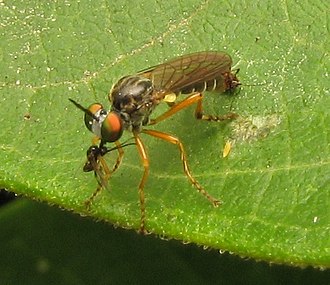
<box><xmin>133</xmin><ymin>133</ymin><xmax>149</xmax><ymax>234</ymax></box>
<box><xmin>85</xmin><ymin>183</ymin><xmax>103</xmax><ymax>209</ymax></box>
<box><xmin>111</xmin><ymin>141</ymin><xmax>124</xmax><ymax>174</ymax></box>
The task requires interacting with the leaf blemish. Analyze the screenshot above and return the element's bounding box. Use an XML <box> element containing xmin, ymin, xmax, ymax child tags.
<box><xmin>230</xmin><ymin>114</ymin><xmax>282</xmax><ymax>143</ymax></box>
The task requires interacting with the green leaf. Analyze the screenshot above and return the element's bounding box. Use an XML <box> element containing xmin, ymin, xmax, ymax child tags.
<box><xmin>0</xmin><ymin>0</ymin><xmax>329</xmax><ymax>268</ymax></box>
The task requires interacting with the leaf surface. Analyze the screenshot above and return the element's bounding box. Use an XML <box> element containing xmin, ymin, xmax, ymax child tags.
<box><xmin>0</xmin><ymin>0</ymin><xmax>329</xmax><ymax>267</ymax></box>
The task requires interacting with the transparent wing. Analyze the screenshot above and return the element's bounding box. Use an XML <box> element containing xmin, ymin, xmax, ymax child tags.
<box><xmin>138</xmin><ymin>51</ymin><xmax>233</xmax><ymax>94</ymax></box>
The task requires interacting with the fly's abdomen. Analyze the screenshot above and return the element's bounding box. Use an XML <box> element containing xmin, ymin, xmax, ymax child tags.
<box><xmin>180</xmin><ymin>71</ymin><xmax>240</xmax><ymax>95</ymax></box>
<box><xmin>180</xmin><ymin>78</ymin><xmax>219</xmax><ymax>94</ymax></box>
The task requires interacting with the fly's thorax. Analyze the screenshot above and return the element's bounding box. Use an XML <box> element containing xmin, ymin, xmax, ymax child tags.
<box><xmin>109</xmin><ymin>75</ymin><xmax>158</xmax><ymax>132</ymax></box>
<box><xmin>115</xmin><ymin>103</ymin><xmax>155</xmax><ymax>133</ymax></box>
<box><xmin>110</xmin><ymin>75</ymin><xmax>154</xmax><ymax>113</ymax></box>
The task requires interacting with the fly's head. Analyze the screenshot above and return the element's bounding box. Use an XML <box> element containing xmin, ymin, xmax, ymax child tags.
<box><xmin>69</xmin><ymin>99</ymin><xmax>124</xmax><ymax>144</ymax></box>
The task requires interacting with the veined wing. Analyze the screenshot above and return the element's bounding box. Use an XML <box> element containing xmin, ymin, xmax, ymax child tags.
<box><xmin>138</xmin><ymin>51</ymin><xmax>233</xmax><ymax>95</ymax></box>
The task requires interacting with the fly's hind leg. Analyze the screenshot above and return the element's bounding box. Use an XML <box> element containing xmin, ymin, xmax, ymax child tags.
<box><xmin>194</xmin><ymin>96</ymin><xmax>238</xmax><ymax>122</ymax></box>
<box><xmin>133</xmin><ymin>133</ymin><xmax>149</xmax><ymax>234</ymax></box>
<box><xmin>142</xmin><ymin>129</ymin><xmax>221</xmax><ymax>207</ymax></box>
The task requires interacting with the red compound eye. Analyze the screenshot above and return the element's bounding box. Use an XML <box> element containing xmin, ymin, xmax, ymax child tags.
<box><xmin>101</xmin><ymin>111</ymin><xmax>123</xmax><ymax>142</ymax></box>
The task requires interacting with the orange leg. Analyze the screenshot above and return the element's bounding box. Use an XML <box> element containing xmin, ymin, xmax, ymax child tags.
<box><xmin>195</xmin><ymin>97</ymin><xmax>238</xmax><ymax>122</ymax></box>
<box><xmin>133</xmin><ymin>133</ymin><xmax>149</xmax><ymax>234</ymax></box>
<box><xmin>85</xmin><ymin>184</ymin><xmax>103</xmax><ymax>209</ymax></box>
<box><xmin>92</xmin><ymin>136</ymin><xmax>101</xmax><ymax>145</ymax></box>
<box><xmin>148</xmin><ymin>92</ymin><xmax>237</xmax><ymax>125</ymax></box>
<box><xmin>111</xmin><ymin>141</ymin><xmax>125</xmax><ymax>174</ymax></box>
<box><xmin>142</xmin><ymin>129</ymin><xmax>221</xmax><ymax>207</ymax></box>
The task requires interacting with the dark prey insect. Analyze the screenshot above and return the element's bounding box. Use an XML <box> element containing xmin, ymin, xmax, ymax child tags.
<box><xmin>70</xmin><ymin>51</ymin><xmax>240</xmax><ymax>233</ymax></box>
<box><xmin>82</xmin><ymin>142</ymin><xmax>135</xmax><ymax>208</ymax></box>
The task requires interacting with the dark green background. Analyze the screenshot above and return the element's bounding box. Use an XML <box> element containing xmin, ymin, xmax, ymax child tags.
<box><xmin>1</xmin><ymin>197</ymin><xmax>329</xmax><ymax>284</ymax></box>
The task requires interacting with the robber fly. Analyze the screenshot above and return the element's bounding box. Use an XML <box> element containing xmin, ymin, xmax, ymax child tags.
<box><xmin>70</xmin><ymin>51</ymin><xmax>240</xmax><ymax>233</ymax></box>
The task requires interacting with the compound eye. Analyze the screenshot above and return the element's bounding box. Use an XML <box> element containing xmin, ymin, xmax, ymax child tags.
<box><xmin>84</xmin><ymin>103</ymin><xmax>104</xmax><ymax>132</ymax></box>
<box><xmin>101</xmin><ymin>112</ymin><xmax>123</xmax><ymax>142</ymax></box>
